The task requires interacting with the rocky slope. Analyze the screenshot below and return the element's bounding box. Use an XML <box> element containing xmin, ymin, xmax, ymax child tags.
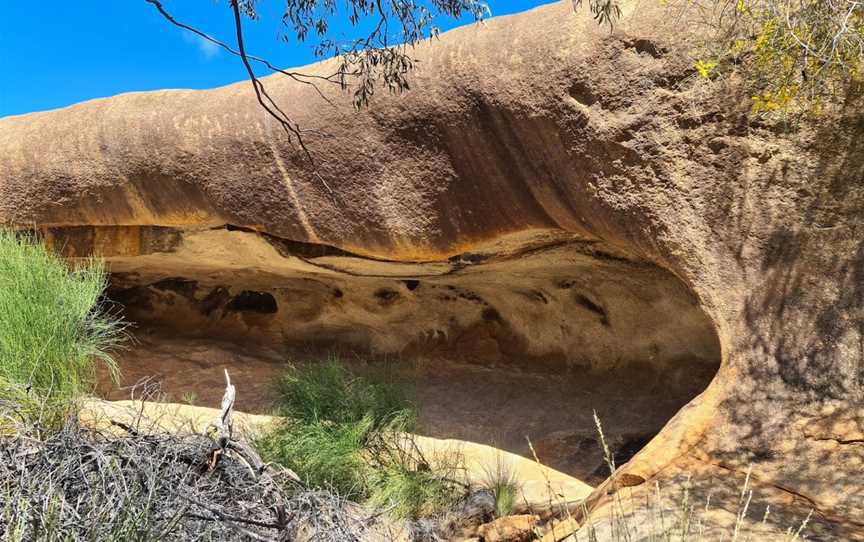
<box><xmin>1</xmin><ymin>0</ymin><xmax>862</xmax><ymax>538</ymax></box>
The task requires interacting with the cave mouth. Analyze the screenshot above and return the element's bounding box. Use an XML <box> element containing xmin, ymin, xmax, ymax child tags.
<box><xmin>76</xmin><ymin>225</ymin><xmax>721</xmax><ymax>485</ymax></box>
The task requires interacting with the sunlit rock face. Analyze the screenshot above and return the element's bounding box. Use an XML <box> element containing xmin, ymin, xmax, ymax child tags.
<box><xmin>1</xmin><ymin>1</ymin><xmax>862</xmax><ymax>538</ymax></box>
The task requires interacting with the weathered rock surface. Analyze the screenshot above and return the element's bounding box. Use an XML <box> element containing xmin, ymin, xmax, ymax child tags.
<box><xmin>2</xmin><ymin>0</ymin><xmax>862</xmax><ymax>539</ymax></box>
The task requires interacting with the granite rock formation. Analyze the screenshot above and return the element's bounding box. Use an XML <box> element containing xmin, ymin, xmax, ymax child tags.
<box><xmin>1</xmin><ymin>1</ymin><xmax>862</xmax><ymax>538</ymax></box>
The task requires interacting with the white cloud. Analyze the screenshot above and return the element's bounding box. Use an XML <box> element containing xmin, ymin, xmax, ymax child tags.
<box><xmin>182</xmin><ymin>32</ymin><xmax>220</xmax><ymax>60</ymax></box>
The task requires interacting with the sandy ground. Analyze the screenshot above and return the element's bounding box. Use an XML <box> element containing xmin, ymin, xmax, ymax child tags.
<box><xmin>96</xmin><ymin>329</ymin><xmax>709</xmax><ymax>484</ymax></box>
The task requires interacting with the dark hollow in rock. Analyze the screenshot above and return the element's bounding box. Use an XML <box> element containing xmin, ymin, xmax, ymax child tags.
<box><xmin>573</xmin><ymin>293</ymin><xmax>610</xmax><ymax>327</ymax></box>
<box><xmin>588</xmin><ymin>432</ymin><xmax>656</xmax><ymax>484</ymax></box>
<box><xmin>225</xmin><ymin>291</ymin><xmax>278</xmax><ymax>314</ymax></box>
<box><xmin>481</xmin><ymin>307</ymin><xmax>502</xmax><ymax>322</ymax></box>
<box><xmin>107</xmin><ymin>285</ymin><xmax>153</xmax><ymax>312</ymax></box>
<box><xmin>200</xmin><ymin>287</ymin><xmax>230</xmax><ymax>316</ymax></box>
<box><xmin>457</xmin><ymin>290</ymin><xmax>486</xmax><ymax>304</ymax></box>
<box><xmin>151</xmin><ymin>277</ymin><xmax>198</xmax><ymax>300</ymax></box>
<box><xmin>374</xmin><ymin>288</ymin><xmax>400</xmax><ymax>304</ymax></box>
<box><xmin>518</xmin><ymin>289</ymin><xmax>549</xmax><ymax>304</ymax></box>
<box><xmin>569</xmin><ymin>81</ymin><xmax>599</xmax><ymax>106</ymax></box>
<box><xmin>625</xmin><ymin>38</ymin><xmax>667</xmax><ymax>58</ymax></box>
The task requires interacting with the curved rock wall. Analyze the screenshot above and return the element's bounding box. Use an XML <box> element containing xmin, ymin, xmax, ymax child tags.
<box><xmin>2</xmin><ymin>1</ymin><xmax>862</xmax><ymax>538</ymax></box>
<box><xmin>75</xmin><ymin>225</ymin><xmax>718</xmax><ymax>376</ymax></box>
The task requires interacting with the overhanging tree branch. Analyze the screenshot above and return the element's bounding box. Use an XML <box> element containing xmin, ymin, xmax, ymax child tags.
<box><xmin>145</xmin><ymin>0</ymin><xmax>336</xmax><ymax>164</ymax></box>
<box><xmin>145</xmin><ymin>0</ymin><xmax>487</xmax><ymax>176</ymax></box>
<box><xmin>229</xmin><ymin>0</ymin><xmax>316</xmax><ymax>163</ymax></box>
<box><xmin>144</xmin><ymin>0</ymin><xmax>340</xmax><ymax>89</ymax></box>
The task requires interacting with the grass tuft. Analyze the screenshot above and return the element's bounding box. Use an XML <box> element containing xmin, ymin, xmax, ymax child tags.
<box><xmin>480</xmin><ymin>454</ymin><xmax>521</xmax><ymax>517</ymax></box>
<box><xmin>259</xmin><ymin>413</ymin><xmax>374</xmax><ymax>497</ymax></box>
<box><xmin>366</xmin><ymin>446</ymin><xmax>465</xmax><ymax>519</ymax></box>
<box><xmin>365</xmin><ymin>415</ymin><xmax>466</xmax><ymax>519</ymax></box>
<box><xmin>273</xmin><ymin>356</ymin><xmax>410</xmax><ymax>427</ymax></box>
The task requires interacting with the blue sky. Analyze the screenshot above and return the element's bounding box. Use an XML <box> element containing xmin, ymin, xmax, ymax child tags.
<box><xmin>0</xmin><ymin>0</ymin><xmax>554</xmax><ymax>118</ymax></box>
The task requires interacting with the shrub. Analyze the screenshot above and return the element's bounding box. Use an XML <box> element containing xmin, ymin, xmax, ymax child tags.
<box><xmin>365</xmin><ymin>414</ymin><xmax>467</xmax><ymax>519</ymax></box>
<box><xmin>256</xmin><ymin>358</ymin><xmax>466</xmax><ymax>518</ymax></box>
<box><xmin>273</xmin><ymin>356</ymin><xmax>410</xmax><ymax>427</ymax></box>
<box><xmin>366</xmin><ymin>454</ymin><xmax>465</xmax><ymax>519</ymax></box>
<box><xmin>257</xmin><ymin>359</ymin><xmax>415</xmax><ymax>496</ymax></box>
<box><xmin>0</xmin><ymin>230</ymin><xmax>123</xmax><ymax>424</ymax></box>
<box><xmin>258</xmin><ymin>414</ymin><xmax>374</xmax><ymax>498</ymax></box>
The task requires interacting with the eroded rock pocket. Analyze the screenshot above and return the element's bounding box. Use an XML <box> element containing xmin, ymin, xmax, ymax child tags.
<box><xmin>92</xmin><ymin>226</ymin><xmax>721</xmax><ymax>485</ymax></box>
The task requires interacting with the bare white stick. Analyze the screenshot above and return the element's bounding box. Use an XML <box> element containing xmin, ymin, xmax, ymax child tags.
<box><xmin>207</xmin><ymin>369</ymin><xmax>236</xmax><ymax>444</ymax></box>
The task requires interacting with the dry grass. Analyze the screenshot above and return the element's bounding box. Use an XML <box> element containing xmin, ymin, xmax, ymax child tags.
<box><xmin>539</xmin><ymin>413</ymin><xmax>816</xmax><ymax>542</ymax></box>
<box><xmin>0</xmin><ymin>408</ymin><xmax>385</xmax><ymax>541</ymax></box>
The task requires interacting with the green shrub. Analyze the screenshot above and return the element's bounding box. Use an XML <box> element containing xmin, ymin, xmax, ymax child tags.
<box><xmin>0</xmin><ymin>230</ymin><xmax>123</xmax><ymax>421</ymax></box>
<box><xmin>274</xmin><ymin>356</ymin><xmax>410</xmax><ymax>427</ymax></box>
<box><xmin>365</xmin><ymin>419</ymin><xmax>466</xmax><ymax>519</ymax></box>
<box><xmin>257</xmin><ymin>358</ymin><xmax>466</xmax><ymax>518</ymax></box>
<box><xmin>367</xmin><ymin>458</ymin><xmax>464</xmax><ymax>519</ymax></box>
<box><xmin>257</xmin><ymin>415</ymin><xmax>373</xmax><ymax>498</ymax></box>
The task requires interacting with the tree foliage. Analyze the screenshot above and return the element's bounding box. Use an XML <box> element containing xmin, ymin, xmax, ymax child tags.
<box><xmin>273</xmin><ymin>0</ymin><xmax>488</xmax><ymax>108</ymax></box>
<box><xmin>705</xmin><ymin>0</ymin><xmax>864</xmax><ymax>114</ymax></box>
<box><xmin>588</xmin><ymin>0</ymin><xmax>864</xmax><ymax>114</ymax></box>
<box><xmin>574</xmin><ymin>0</ymin><xmax>622</xmax><ymax>29</ymax></box>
